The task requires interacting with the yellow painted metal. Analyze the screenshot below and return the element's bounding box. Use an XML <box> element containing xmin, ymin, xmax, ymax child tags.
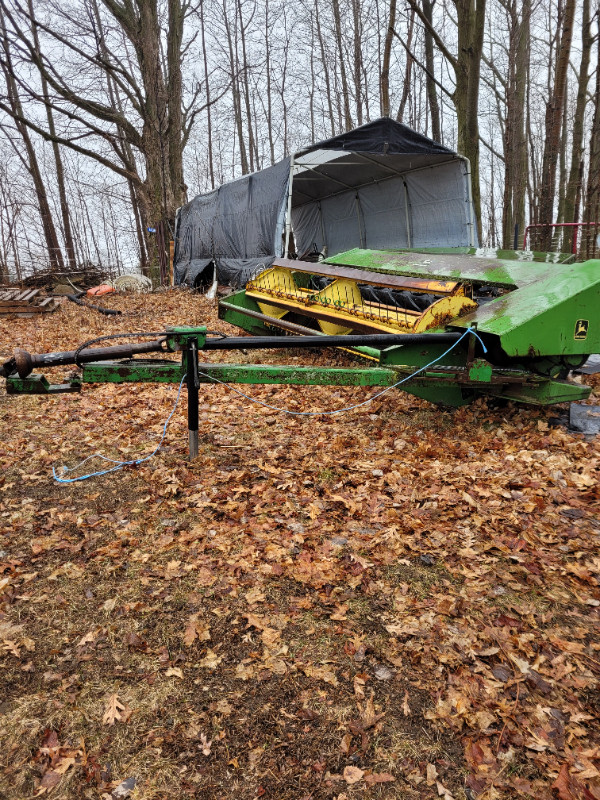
<box><xmin>315</xmin><ymin>279</ymin><xmax>362</xmax><ymax>335</ymax></box>
<box><xmin>251</xmin><ymin>267</ymin><xmax>297</xmax><ymax>320</ymax></box>
<box><xmin>413</xmin><ymin>295</ymin><xmax>478</xmax><ymax>332</ymax></box>
<box><xmin>245</xmin><ymin>265</ymin><xmax>478</xmax><ymax>336</ymax></box>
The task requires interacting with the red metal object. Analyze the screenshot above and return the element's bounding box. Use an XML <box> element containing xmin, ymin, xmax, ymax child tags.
<box><xmin>523</xmin><ymin>222</ymin><xmax>598</xmax><ymax>254</ymax></box>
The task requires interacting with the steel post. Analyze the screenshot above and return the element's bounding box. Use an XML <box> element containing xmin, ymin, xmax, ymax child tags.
<box><xmin>186</xmin><ymin>339</ymin><xmax>200</xmax><ymax>460</ymax></box>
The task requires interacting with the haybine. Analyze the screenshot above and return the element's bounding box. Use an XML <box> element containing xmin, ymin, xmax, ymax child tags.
<box><xmin>2</xmin><ymin>248</ymin><xmax>598</xmax><ymax>458</ymax></box>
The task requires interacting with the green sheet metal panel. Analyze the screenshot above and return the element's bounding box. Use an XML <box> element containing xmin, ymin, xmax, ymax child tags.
<box><xmin>325</xmin><ymin>247</ymin><xmax>574</xmax><ymax>288</ymax></box>
<box><xmin>452</xmin><ymin>259</ymin><xmax>600</xmax><ymax>356</ymax></box>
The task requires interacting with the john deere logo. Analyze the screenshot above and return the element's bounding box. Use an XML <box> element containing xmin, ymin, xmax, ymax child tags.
<box><xmin>574</xmin><ymin>319</ymin><xmax>589</xmax><ymax>340</ymax></box>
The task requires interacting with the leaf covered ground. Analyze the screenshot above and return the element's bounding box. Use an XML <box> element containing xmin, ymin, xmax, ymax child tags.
<box><xmin>0</xmin><ymin>291</ymin><xmax>599</xmax><ymax>800</ymax></box>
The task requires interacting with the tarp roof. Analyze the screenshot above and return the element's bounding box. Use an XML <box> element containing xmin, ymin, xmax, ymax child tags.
<box><xmin>292</xmin><ymin>118</ymin><xmax>459</xmax><ymax>206</ymax></box>
<box><xmin>295</xmin><ymin>117</ymin><xmax>455</xmax><ymax>157</ymax></box>
<box><xmin>174</xmin><ymin>118</ymin><xmax>474</xmax><ymax>288</ymax></box>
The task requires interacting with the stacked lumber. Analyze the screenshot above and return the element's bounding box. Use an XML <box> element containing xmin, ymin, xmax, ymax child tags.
<box><xmin>0</xmin><ymin>287</ymin><xmax>59</xmax><ymax>316</ymax></box>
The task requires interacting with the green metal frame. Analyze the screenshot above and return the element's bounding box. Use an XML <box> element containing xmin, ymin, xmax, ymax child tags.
<box><xmin>6</xmin><ymin>322</ymin><xmax>590</xmax><ymax>408</ymax></box>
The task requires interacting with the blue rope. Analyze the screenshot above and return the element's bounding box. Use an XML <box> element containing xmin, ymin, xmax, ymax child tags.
<box><xmin>53</xmin><ymin>374</ymin><xmax>188</xmax><ymax>483</ymax></box>
<box><xmin>51</xmin><ymin>327</ymin><xmax>486</xmax><ymax>482</ymax></box>
<box><xmin>198</xmin><ymin>327</ymin><xmax>487</xmax><ymax>417</ymax></box>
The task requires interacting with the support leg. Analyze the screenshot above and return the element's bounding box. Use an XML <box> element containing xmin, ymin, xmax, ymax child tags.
<box><xmin>186</xmin><ymin>339</ymin><xmax>199</xmax><ymax>460</ymax></box>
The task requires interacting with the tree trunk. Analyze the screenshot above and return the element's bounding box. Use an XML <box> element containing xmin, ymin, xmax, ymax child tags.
<box><xmin>406</xmin><ymin>0</ymin><xmax>486</xmax><ymax>241</ymax></box>
<box><xmin>556</xmin><ymin>87</ymin><xmax>569</xmax><ymax>227</ymax></box>
<box><xmin>563</xmin><ymin>0</ymin><xmax>591</xmax><ymax>252</ymax></box>
<box><xmin>452</xmin><ymin>0</ymin><xmax>486</xmax><ymax>242</ymax></box>
<box><xmin>422</xmin><ymin>0</ymin><xmax>441</xmax><ymax>142</ymax></box>
<box><xmin>315</xmin><ymin>1</ymin><xmax>336</xmax><ymax>135</ymax></box>
<box><xmin>501</xmin><ymin>0</ymin><xmax>530</xmax><ymax>250</ymax></box>
<box><xmin>352</xmin><ymin>0</ymin><xmax>363</xmax><ymax>125</ymax></box>
<box><xmin>237</xmin><ymin>0</ymin><xmax>256</xmax><ymax>173</ymax></box>
<box><xmin>380</xmin><ymin>0</ymin><xmax>397</xmax><ymax>117</ymax></box>
<box><xmin>200</xmin><ymin>0</ymin><xmax>215</xmax><ymax>188</ymax></box>
<box><xmin>583</xmin><ymin>30</ymin><xmax>600</xmax><ymax>258</ymax></box>
<box><xmin>0</xmin><ymin>17</ymin><xmax>64</xmax><ymax>272</ymax></box>
<box><xmin>265</xmin><ymin>0</ymin><xmax>275</xmax><ymax>164</ymax></box>
<box><xmin>223</xmin><ymin>3</ymin><xmax>248</xmax><ymax>174</ymax></box>
<box><xmin>537</xmin><ymin>0</ymin><xmax>576</xmax><ymax>251</ymax></box>
<box><xmin>27</xmin><ymin>0</ymin><xmax>77</xmax><ymax>269</ymax></box>
<box><xmin>397</xmin><ymin>8</ymin><xmax>415</xmax><ymax>123</ymax></box>
<box><xmin>331</xmin><ymin>0</ymin><xmax>352</xmax><ymax>130</ymax></box>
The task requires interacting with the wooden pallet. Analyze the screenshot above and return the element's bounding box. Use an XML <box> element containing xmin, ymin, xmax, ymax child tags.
<box><xmin>0</xmin><ymin>288</ymin><xmax>59</xmax><ymax>316</ymax></box>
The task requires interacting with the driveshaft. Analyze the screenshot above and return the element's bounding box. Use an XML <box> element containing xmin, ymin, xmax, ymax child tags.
<box><xmin>2</xmin><ymin>331</ymin><xmax>463</xmax><ymax>379</ymax></box>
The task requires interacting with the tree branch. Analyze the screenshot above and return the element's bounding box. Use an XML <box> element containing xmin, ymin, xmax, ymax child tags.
<box><xmin>403</xmin><ymin>0</ymin><xmax>457</xmax><ymax>69</ymax></box>
<box><xmin>392</xmin><ymin>28</ymin><xmax>454</xmax><ymax>98</ymax></box>
<box><xmin>0</xmin><ymin>99</ymin><xmax>142</xmax><ymax>186</ymax></box>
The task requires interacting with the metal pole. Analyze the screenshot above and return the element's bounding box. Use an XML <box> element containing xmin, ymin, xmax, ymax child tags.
<box><xmin>460</xmin><ymin>156</ymin><xmax>477</xmax><ymax>247</ymax></box>
<box><xmin>403</xmin><ymin>179</ymin><xmax>412</xmax><ymax>248</ymax></box>
<box><xmin>284</xmin><ymin>155</ymin><xmax>295</xmax><ymax>258</ymax></box>
<box><xmin>202</xmin><ymin>331</ymin><xmax>463</xmax><ymax>351</ymax></box>
<box><xmin>186</xmin><ymin>339</ymin><xmax>200</xmax><ymax>460</ymax></box>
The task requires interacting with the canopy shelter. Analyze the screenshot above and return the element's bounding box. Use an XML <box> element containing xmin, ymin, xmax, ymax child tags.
<box><xmin>174</xmin><ymin>118</ymin><xmax>478</xmax><ymax>288</ymax></box>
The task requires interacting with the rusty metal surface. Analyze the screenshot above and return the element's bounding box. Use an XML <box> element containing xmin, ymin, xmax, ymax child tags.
<box><xmin>274</xmin><ymin>258</ymin><xmax>458</xmax><ymax>294</ymax></box>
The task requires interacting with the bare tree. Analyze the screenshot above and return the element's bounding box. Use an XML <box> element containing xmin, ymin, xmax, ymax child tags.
<box><xmin>536</xmin><ymin>0</ymin><xmax>576</xmax><ymax>250</ymax></box>
<box><xmin>0</xmin><ymin>0</ymin><xmax>205</xmax><ymax>269</ymax></box>
<box><xmin>0</xmin><ymin>13</ymin><xmax>64</xmax><ymax>271</ymax></box>
<box><xmin>405</xmin><ymin>0</ymin><xmax>487</xmax><ymax>241</ymax></box>
<box><xmin>563</xmin><ymin>0</ymin><xmax>593</xmax><ymax>251</ymax></box>
<box><xmin>583</xmin><ymin>18</ymin><xmax>600</xmax><ymax>257</ymax></box>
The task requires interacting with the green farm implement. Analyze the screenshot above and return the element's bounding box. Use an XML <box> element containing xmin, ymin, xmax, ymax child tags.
<box><xmin>2</xmin><ymin>248</ymin><xmax>599</xmax><ymax>458</ymax></box>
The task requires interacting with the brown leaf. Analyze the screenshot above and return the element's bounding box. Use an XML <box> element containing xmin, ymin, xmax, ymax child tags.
<box><xmin>102</xmin><ymin>693</ymin><xmax>131</xmax><ymax>725</ymax></box>
<box><xmin>183</xmin><ymin>613</ymin><xmax>210</xmax><ymax>647</ymax></box>
<box><xmin>197</xmin><ymin>648</ymin><xmax>222</xmax><ymax>669</ymax></box>
<box><xmin>426</xmin><ymin>763</ymin><xmax>438</xmax><ymax>785</ymax></box>
<box><xmin>360</xmin><ymin>692</ymin><xmax>384</xmax><ymax>729</ymax></box>
<box><xmin>364</xmin><ymin>772</ymin><xmax>395</xmax><ymax>785</ymax></box>
<box><xmin>551</xmin><ymin>763</ymin><xmax>594</xmax><ymax>800</ymax></box>
<box><xmin>165</xmin><ymin>666</ymin><xmax>184</xmax><ymax>678</ymax></box>
<box><xmin>35</xmin><ymin>770</ymin><xmax>61</xmax><ymax>794</ymax></box>
<box><xmin>302</xmin><ymin>664</ymin><xmax>338</xmax><ymax>686</ymax></box>
<box><xmin>343</xmin><ymin>765</ymin><xmax>364</xmax><ymax>785</ymax></box>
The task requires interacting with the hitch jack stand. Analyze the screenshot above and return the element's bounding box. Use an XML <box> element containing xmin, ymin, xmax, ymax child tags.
<box><xmin>186</xmin><ymin>338</ymin><xmax>200</xmax><ymax>459</ymax></box>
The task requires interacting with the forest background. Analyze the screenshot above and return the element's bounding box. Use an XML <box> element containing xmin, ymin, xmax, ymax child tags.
<box><xmin>0</xmin><ymin>0</ymin><xmax>598</xmax><ymax>281</ymax></box>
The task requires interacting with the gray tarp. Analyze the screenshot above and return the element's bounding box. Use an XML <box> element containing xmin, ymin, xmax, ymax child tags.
<box><xmin>174</xmin><ymin>118</ymin><xmax>477</xmax><ymax>287</ymax></box>
<box><xmin>292</xmin><ymin>157</ymin><xmax>473</xmax><ymax>255</ymax></box>
<box><xmin>174</xmin><ymin>158</ymin><xmax>290</xmax><ymax>286</ymax></box>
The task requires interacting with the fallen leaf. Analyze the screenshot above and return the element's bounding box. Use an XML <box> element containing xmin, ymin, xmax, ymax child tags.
<box><xmin>245</xmin><ymin>587</ymin><xmax>266</xmax><ymax>605</ymax></box>
<box><xmin>427</xmin><ymin>763</ymin><xmax>438</xmax><ymax>785</ymax></box>
<box><xmin>215</xmin><ymin>699</ymin><xmax>233</xmax><ymax>715</ymax></box>
<box><xmin>374</xmin><ymin>664</ymin><xmax>393</xmax><ymax>681</ymax></box>
<box><xmin>200</xmin><ymin>731</ymin><xmax>212</xmax><ymax>756</ymax></box>
<box><xmin>35</xmin><ymin>769</ymin><xmax>61</xmax><ymax>794</ymax></box>
<box><xmin>183</xmin><ymin>613</ymin><xmax>211</xmax><ymax>646</ymax></box>
<box><xmin>165</xmin><ymin>667</ymin><xmax>184</xmax><ymax>679</ymax></box>
<box><xmin>102</xmin><ymin>693</ymin><xmax>131</xmax><ymax>725</ymax></box>
<box><xmin>364</xmin><ymin>772</ymin><xmax>395</xmax><ymax>785</ymax></box>
<box><xmin>197</xmin><ymin>648</ymin><xmax>222</xmax><ymax>669</ymax></box>
<box><xmin>343</xmin><ymin>765</ymin><xmax>364</xmax><ymax>784</ymax></box>
<box><xmin>302</xmin><ymin>664</ymin><xmax>338</xmax><ymax>686</ymax></box>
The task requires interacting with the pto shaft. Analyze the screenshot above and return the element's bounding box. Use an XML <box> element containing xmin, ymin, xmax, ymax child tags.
<box><xmin>4</xmin><ymin>339</ymin><xmax>166</xmax><ymax>379</ymax></box>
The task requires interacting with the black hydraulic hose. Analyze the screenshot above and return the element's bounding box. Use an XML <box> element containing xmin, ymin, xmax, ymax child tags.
<box><xmin>202</xmin><ymin>332</ymin><xmax>463</xmax><ymax>351</ymax></box>
<box><xmin>67</xmin><ymin>292</ymin><xmax>122</xmax><ymax>316</ymax></box>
